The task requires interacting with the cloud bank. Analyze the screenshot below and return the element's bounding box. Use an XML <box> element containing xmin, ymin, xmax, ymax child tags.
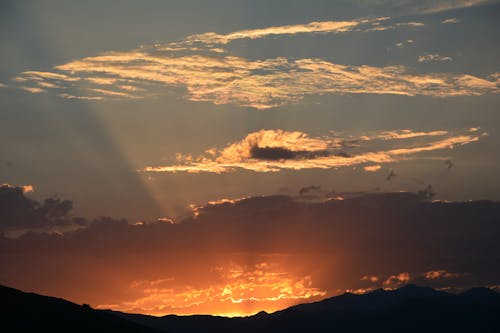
<box><xmin>1</xmin><ymin>190</ymin><xmax>500</xmax><ymax>315</ymax></box>
<box><xmin>0</xmin><ymin>184</ymin><xmax>79</xmax><ymax>232</ymax></box>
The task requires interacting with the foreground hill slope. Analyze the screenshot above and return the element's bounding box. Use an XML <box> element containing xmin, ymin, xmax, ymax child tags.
<box><xmin>0</xmin><ymin>285</ymin><xmax>161</xmax><ymax>333</ymax></box>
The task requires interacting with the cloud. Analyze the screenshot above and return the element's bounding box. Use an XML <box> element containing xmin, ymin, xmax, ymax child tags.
<box><xmin>364</xmin><ymin>165</ymin><xmax>382</xmax><ymax>172</ymax></box>
<box><xmin>0</xmin><ymin>184</ymin><xmax>76</xmax><ymax>232</ymax></box>
<box><xmin>97</xmin><ymin>262</ymin><xmax>326</xmax><ymax>315</ymax></box>
<box><xmin>10</xmin><ymin>19</ymin><xmax>499</xmax><ymax>109</ymax></box>
<box><xmin>2</xmin><ymin>191</ymin><xmax>500</xmax><ymax>315</ymax></box>
<box><xmin>424</xmin><ymin>270</ymin><xmax>464</xmax><ymax>280</ymax></box>
<box><xmin>20</xmin><ymin>86</ymin><xmax>46</xmax><ymax>94</ymax></box>
<box><xmin>142</xmin><ymin>128</ymin><xmax>483</xmax><ymax>173</ymax></box>
<box><xmin>417</xmin><ymin>0</ymin><xmax>493</xmax><ymax>14</ymax></box>
<box><xmin>298</xmin><ymin>185</ymin><xmax>322</xmax><ymax>196</ymax></box>
<box><xmin>445</xmin><ymin>159</ymin><xmax>454</xmax><ymax>171</ymax></box>
<box><xmin>185</xmin><ymin>19</ymin><xmax>367</xmax><ymax>45</ymax></box>
<box><xmin>395</xmin><ymin>39</ymin><xmax>414</xmax><ymax>48</ymax></box>
<box><xmin>417</xmin><ymin>185</ymin><xmax>436</xmax><ymax>200</ymax></box>
<box><xmin>383</xmin><ymin>272</ymin><xmax>411</xmax><ymax>287</ymax></box>
<box><xmin>386</xmin><ymin>169</ymin><xmax>396</xmax><ymax>181</ymax></box>
<box><xmin>361</xmin><ymin>275</ymin><xmax>380</xmax><ymax>283</ymax></box>
<box><xmin>0</xmin><ymin>83</ymin><xmax>7</xmax><ymax>88</ymax></box>
<box><xmin>442</xmin><ymin>18</ymin><xmax>461</xmax><ymax>24</ymax></box>
<box><xmin>418</xmin><ymin>54</ymin><xmax>453</xmax><ymax>63</ymax></box>
<box><xmin>359</xmin><ymin>0</ymin><xmax>496</xmax><ymax>15</ymax></box>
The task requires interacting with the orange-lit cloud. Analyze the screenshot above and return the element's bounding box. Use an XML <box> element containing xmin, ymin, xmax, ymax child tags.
<box><xmin>11</xmin><ymin>18</ymin><xmax>499</xmax><ymax>108</ymax></box>
<box><xmin>20</xmin><ymin>86</ymin><xmax>45</xmax><ymax>94</ymax></box>
<box><xmin>361</xmin><ymin>275</ymin><xmax>380</xmax><ymax>283</ymax></box>
<box><xmin>142</xmin><ymin>128</ymin><xmax>483</xmax><ymax>173</ymax></box>
<box><xmin>383</xmin><ymin>272</ymin><xmax>411</xmax><ymax>287</ymax></box>
<box><xmin>1</xmin><ymin>183</ymin><xmax>34</xmax><ymax>193</ymax></box>
<box><xmin>185</xmin><ymin>19</ymin><xmax>367</xmax><ymax>45</ymax></box>
<box><xmin>96</xmin><ymin>262</ymin><xmax>326</xmax><ymax>316</ymax></box>
<box><xmin>364</xmin><ymin>165</ymin><xmax>382</xmax><ymax>172</ymax></box>
<box><xmin>424</xmin><ymin>270</ymin><xmax>464</xmax><ymax>280</ymax></box>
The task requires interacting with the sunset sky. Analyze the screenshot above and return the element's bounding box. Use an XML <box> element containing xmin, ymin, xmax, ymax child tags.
<box><xmin>1</xmin><ymin>0</ymin><xmax>500</xmax><ymax>316</ymax></box>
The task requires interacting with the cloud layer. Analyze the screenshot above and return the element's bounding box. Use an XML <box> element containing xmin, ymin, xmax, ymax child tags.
<box><xmin>11</xmin><ymin>17</ymin><xmax>499</xmax><ymax>109</ymax></box>
<box><xmin>143</xmin><ymin>128</ymin><xmax>483</xmax><ymax>173</ymax></box>
<box><xmin>0</xmin><ymin>184</ymin><xmax>78</xmax><ymax>232</ymax></box>
<box><xmin>1</xmin><ymin>190</ymin><xmax>500</xmax><ymax>315</ymax></box>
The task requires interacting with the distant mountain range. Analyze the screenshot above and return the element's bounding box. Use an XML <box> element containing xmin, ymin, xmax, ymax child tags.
<box><xmin>2</xmin><ymin>284</ymin><xmax>500</xmax><ymax>332</ymax></box>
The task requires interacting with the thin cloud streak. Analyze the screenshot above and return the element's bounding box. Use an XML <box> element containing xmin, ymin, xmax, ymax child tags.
<box><xmin>184</xmin><ymin>19</ymin><xmax>371</xmax><ymax>45</ymax></box>
<box><xmin>418</xmin><ymin>54</ymin><xmax>453</xmax><ymax>63</ymax></box>
<box><xmin>357</xmin><ymin>0</ymin><xmax>496</xmax><ymax>15</ymax></box>
<box><xmin>442</xmin><ymin>18</ymin><xmax>461</xmax><ymax>24</ymax></box>
<box><xmin>142</xmin><ymin>128</ymin><xmax>483</xmax><ymax>174</ymax></box>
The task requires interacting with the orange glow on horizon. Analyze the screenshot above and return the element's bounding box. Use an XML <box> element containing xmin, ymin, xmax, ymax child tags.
<box><xmin>95</xmin><ymin>262</ymin><xmax>326</xmax><ymax>316</ymax></box>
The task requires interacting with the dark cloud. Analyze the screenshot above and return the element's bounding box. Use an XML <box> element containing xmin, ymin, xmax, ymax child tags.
<box><xmin>417</xmin><ymin>185</ymin><xmax>436</xmax><ymax>200</ymax></box>
<box><xmin>298</xmin><ymin>185</ymin><xmax>321</xmax><ymax>196</ymax></box>
<box><xmin>249</xmin><ymin>145</ymin><xmax>339</xmax><ymax>161</ymax></box>
<box><xmin>445</xmin><ymin>159</ymin><xmax>454</xmax><ymax>171</ymax></box>
<box><xmin>0</xmin><ymin>185</ymin><xmax>76</xmax><ymax>231</ymax></box>
<box><xmin>1</xmin><ymin>190</ymin><xmax>500</xmax><ymax>312</ymax></box>
<box><xmin>386</xmin><ymin>169</ymin><xmax>396</xmax><ymax>181</ymax></box>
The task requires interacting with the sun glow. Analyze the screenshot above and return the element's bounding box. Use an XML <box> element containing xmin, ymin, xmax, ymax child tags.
<box><xmin>96</xmin><ymin>262</ymin><xmax>326</xmax><ymax>316</ymax></box>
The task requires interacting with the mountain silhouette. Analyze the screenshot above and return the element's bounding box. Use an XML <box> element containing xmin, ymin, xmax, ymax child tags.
<box><xmin>0</xmin><ymin>285</ymin><xmax>161</xmax><ymax>332</ymax></box>
<box><xmin>111</xmin><ymin>284</ymin><xmax>500</xmax><ymax>333</ymax></box>
<box><xmin>2</xmin><ymin>284</ymin><xmax>500</xmax><ymax>332</ymax></box>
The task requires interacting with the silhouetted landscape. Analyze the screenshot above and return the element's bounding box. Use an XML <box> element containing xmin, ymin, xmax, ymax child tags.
<box><xmin>2</xmin><ymin>284</ymin><xmax>500</xmax><ymax>332</ymax></box>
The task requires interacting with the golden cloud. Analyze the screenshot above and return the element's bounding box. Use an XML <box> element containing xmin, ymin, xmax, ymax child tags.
<box><xmin>96</xmin><ymin>262</ymin><xmax>326</xmax><ymax>316</ymax></box>
<box><xmin>11</xmin><ymin>18</ymin><xmax>499</xmax><ymax>109</ymax></box>
<box><xmin>383</xmin><ymin>272</ymin><xmax>411</xmax><ymax>287</ymax></box>
<box><xmin>142</xmin><ymin>128</ymin><xmax>483</xmax><ymax>173</ymax></box>
<box><xmin>424</xmin><ymin>270</ymin><xmax>464</xmax><ymax>280</ymax></box>
<box><xmin>185</xmin><ymin>19</ymin><xmax>368</xmax><ymax>45</ymax></box>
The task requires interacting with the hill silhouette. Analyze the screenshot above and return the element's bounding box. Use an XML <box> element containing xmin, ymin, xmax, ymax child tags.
<box><xmin>112</xmin><ymin>284</ymin><xmax>500</xmax><ymax>333</ymax></box>
<box><xmin>2</xmin><ymin>284</ymin><xmax>500</xmax><ymax>332</ymax></box>
<box><xmin>0</xmin><ymin>285</ymin><xmax>161</xmax><ymax>332</ymax></box>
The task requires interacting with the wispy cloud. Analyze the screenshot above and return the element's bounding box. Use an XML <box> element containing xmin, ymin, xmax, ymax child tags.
<box><xmin>416</xmin><ymin>0</ymin><xmax>494</xmax><ymax>14</ymax></box>
<box><xmin>13</xmin><ymin>52</ymin><xmax>499</xmax><ymax>109</ymax></box>
<box><xmin>364</xmin><ymin>165</ymin><xmax>382</xmax><ymax>172</ymax></box>
<box><xmin>383</xmin><ymin>272</ymin><xmax>411</xmax><ymax>287</ymax></box>
<box><xmin>185</xmin><ymin>19</ymin><xmax>369</xmax><ymax>45</ymax></box>
<box><xmin>424</xmin><ymin>270</ymin><xmax>464</xmax><ymax>280</ymax></box>
<box><xmin>20</xmin><ymin>86</ymin><xmax>46</xmax><ymax>94</ymax></box>
<box><xmin>358</xmin><ymin>0</ymin><xmax>495</xmax><ymax>15</ymax></box>
<box><xmin>10</xmin><ymin>16</ymin><xmax>499</xmax><ymax>109</ymax></box>
<box><xmin>142</xmin><ymin>128</ymin><xmax>483</xmax><ymax>174</ymax></box>
<box><xmin>395</xmin><ymin>39</ymin><xmax>414</xmax><ymax>48</ymax></box>
<box><xmin>442</xmin><ymin>17</ymin><xmax>461</xmax><ymax>24</ymax></box>
<box><xmin>418</xmin><ymin>53</ymin><xmax>453</xmax><ymax>63</ymax></box>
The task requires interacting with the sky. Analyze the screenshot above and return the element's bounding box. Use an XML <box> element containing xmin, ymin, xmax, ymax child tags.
<box><xmin>1</xmin><ymin>0</ymin><xmax>500</xmax><ymax>317</ymax></box>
